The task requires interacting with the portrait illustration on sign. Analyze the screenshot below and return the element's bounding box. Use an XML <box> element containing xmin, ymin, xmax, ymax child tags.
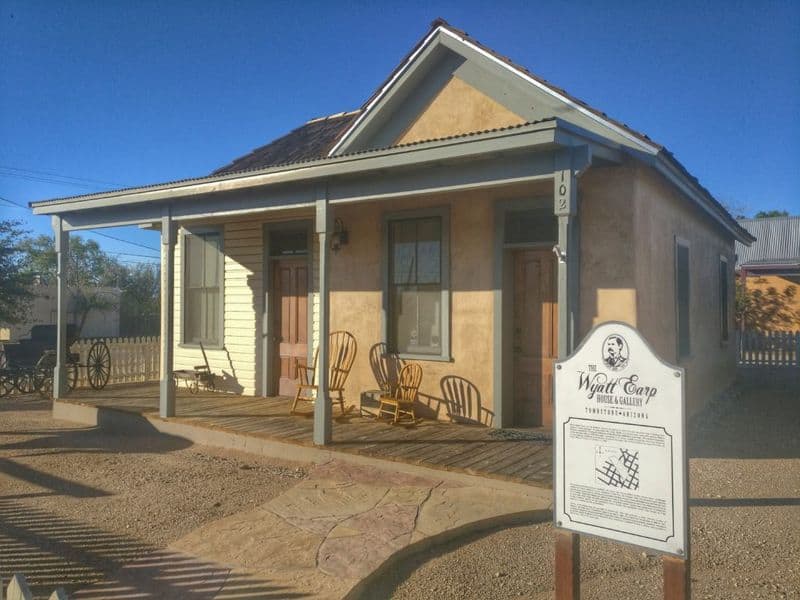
<box><xmin>602</xmin><ymin>334</ymin><xmax>629</xmax><ymax>371</ymax></box>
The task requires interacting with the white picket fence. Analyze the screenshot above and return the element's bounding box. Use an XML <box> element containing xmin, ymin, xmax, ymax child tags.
<box><xmin>737</xmin><ymin>330</ymin><xmax>800</xmax><ymax>368</ymax></box>
<box><xmin>70</xmin><ymin>336</ymin><xmax>160</xmax><ymax>387</ymax></box>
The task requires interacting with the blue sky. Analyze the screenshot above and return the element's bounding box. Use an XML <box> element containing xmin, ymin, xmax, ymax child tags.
<box><xmin>1</xmin><ymin>0</ymin><xmax>798</xmax><ymax>260</ymax></box>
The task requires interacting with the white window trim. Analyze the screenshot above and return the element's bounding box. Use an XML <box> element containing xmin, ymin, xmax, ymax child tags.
<box><xmin>180</xmin><ymin>225</ymin><xmax>225</xmax><ymax>349</ymax></box>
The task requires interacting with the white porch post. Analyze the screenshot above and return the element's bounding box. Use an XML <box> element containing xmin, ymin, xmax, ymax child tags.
<box><xmin>313</xmin><ymin>190</ymin><xmax>332</xmax><ymax>445</ymax></box>
<box><xmin>52</xmin><ymin>216</ymin><xmax>69</xmax><ymax>398</ymax></box>
<box><xmin>554</xmin><ymin>152</ymin><xmax>581</xmax><ymax>358</ymax></box>
<box><xmin>159</xmin><ymin>207</ymin><xmax>176</xmax><ymax>417</ymax></box>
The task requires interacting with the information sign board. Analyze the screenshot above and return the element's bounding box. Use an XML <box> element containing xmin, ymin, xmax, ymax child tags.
<box><xmin>554</xmin><ymin>321</ymin><xmax>688</xmax><ymax>557</ymax></box>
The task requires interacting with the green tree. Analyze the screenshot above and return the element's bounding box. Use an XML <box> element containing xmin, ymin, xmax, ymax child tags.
<box><xmin>19</xmin><ymin>234</ymin><xmax>121</xmax><ymax>336</ymax></box>
<box><xmin>117</xmin><ymin>263</ymin><xmax>160</xmax><ymax>336</ymax></box>
<box><xmin>735</xmin><ymin>277</ymin><xmax>800</xmax><ymax>330</ymax></box>
<box><xmin>0</xmin><ymin>220</ymin><xmax>36</xmax><ymax>324</ymax></box>
<box><xmin>753</xmin><ymin>210</ymin><xmax>789</xmax><ymax>219</ymax></box>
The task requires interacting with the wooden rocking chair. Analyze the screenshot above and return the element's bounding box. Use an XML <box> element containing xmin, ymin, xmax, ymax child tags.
<box><xmin>377</xmin><ymin>362</ymin><xmax>422</xmax><ymax>424</ymax></box>
<box><xmin>291</xmin><ymin>331</ymin><xmax>357</xmax><ymax>414</ymax></box>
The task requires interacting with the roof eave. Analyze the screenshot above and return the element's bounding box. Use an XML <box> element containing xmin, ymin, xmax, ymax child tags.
<box><xmin>31</xmin><ymin>120</ymin><xmax>562</xmax><ymax>215</ymax></box>
<box><xmin>648</xmin><ymin>152</ymin><xmax>755</xmax><ymax>245</ymax></box>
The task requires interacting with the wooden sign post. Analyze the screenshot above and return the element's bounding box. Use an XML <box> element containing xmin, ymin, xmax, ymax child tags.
<box><xmin>553</xmin><ymin>321</ymin><xmax>690</xmax><ymax>599</ymax></box>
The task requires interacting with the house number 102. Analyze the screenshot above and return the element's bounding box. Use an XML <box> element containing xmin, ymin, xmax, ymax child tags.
<box><xmin>555</xmin><ymin>170</ymin><xmax>573</xmax><ymax>215</ymax></box>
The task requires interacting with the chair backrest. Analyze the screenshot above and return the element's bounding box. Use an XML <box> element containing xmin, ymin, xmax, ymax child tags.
<box><xmin>329</xmin><ymin>331</ymin><xmax>357</xmax><ymax>390</ymax></box>
<box><xmin>369</xmin><ymin>342</ymin><xmax>403</xmax><ymax>393</ymax></box>
<box><xmin>396</xmin><ymin>363</ymin><xmax>423</xmax><ymax>404</ymax></box>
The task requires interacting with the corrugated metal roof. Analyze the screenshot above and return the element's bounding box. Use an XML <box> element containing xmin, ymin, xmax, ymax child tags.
<box><xmin>736</xmin><ymin>216</ymin><xmax>800</xmax><ymax>266</ymax></box>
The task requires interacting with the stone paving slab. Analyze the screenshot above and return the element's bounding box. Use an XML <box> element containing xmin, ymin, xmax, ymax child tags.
<box><xmin>75</xmin><ymin>459</ymin><xmax>551</xmax><ymax>599</ymax></box>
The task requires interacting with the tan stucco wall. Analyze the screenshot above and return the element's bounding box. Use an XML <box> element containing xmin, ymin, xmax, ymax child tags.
<box><xmin>578</xmin><ymin>162</ymin><xmax>736</xmax><ymax>417</ymax></box>
<box><xmin>743</xmin><ymin>274</ymin><xmax>800</xmax><ymax>331</ymax></box>
<box><xmin>395</xmin><ymin>76</ymin><xmax>525</xmax><ymax>146</ymax></box>
<box><xmin>578</xmin><ymin>165</ymin><xmax>639</xmax><ymax>333</ymax></box>
<box><xmin>328</xmin><ymin>189</ymin><xmax>500</xmax><ymax>423</ymax></box>
<box><xmin>631</xmin><ymin>166</ymin><xmax>736</xmax><ymax>417</ymax></box>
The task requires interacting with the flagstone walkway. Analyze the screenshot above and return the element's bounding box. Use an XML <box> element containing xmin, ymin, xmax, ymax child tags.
<box><xmin>74</xmin><ymin>459</ymin><xmax>551</xmax><ymax>599</ymax></box>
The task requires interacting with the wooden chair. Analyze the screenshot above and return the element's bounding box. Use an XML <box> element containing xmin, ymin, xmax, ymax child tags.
<box><xmin>377</xmin><ymin>362</ymin><xmax>422</xmax><ymax>424</ymax></box>
<box><xmin>291</xmin><ymin>331</ymin><xmax>357</xmax><ymax>414</ymax></box>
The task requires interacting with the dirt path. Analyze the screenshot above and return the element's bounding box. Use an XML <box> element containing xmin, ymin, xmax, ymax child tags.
<box><xmin>0</xmin><ymin>395</ymin><xmax>307</xmax><ymax>596</ymax></box>
<box><xmin>364</xmin><ymin>384</ymin><xmax>800</xmax><ymax>599</ymax></box>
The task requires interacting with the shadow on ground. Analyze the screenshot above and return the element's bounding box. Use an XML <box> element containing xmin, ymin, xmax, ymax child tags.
<box><xmin>0</xmin><ymin>498</ymin><xmax>306</xmax><ymax>599</ymax></box>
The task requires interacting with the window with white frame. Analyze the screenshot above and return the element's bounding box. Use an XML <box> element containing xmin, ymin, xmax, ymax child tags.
<box><xmin>387</xmin><ymin>211</ymin><xmax>449</xmax><ymax>358</ymax></box>
<box><xmin>183</xmin><ymin>229</ymin><xmax>223</xmax><ymax>346</ymax></box>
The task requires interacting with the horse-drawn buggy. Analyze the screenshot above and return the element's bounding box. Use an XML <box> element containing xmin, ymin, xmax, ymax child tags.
<box><xmin>0</xmin><ymin>325</ymin><xmax>111</xmax><ymax>398</ymax></box>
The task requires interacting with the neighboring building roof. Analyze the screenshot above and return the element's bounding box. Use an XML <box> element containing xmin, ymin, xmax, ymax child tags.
<box><xmin>212</xmin><ymin>111</ymin><xmax>361</xmax><ymax>175</ymax></box>
<box><xmin>736</xmin><ymin>216</ymin><xmax>800</xmax><ymax>268</ymax></box>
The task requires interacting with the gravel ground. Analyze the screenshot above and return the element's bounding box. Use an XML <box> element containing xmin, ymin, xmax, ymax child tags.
<box><xmin>366</xmin><ymin>384</ymin><xmax>800</xmax><ymax>599</ymax></box>
<box><xmin>0</xmin><ymin>394</ymin><xmax>307</xmax><ymax>595</ymax></box>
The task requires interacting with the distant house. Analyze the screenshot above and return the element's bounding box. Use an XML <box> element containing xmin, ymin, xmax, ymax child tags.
<box><xmin>0</xmin><ymin>284</ymin><xmax>120</xmax><ymax>342</ymax></box>
<box><xmin>31</xmin><ymin>19</ymin><xmax>753</xmax><ymax>434</ymax></box>
<box><xmin>736</xmin><ymin>216</ymin><xmax>800</xmax><ymax>331</ymax></box>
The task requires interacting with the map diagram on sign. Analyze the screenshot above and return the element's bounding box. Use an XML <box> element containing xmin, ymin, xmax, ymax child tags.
<box><xmin>595</xmin><ymin>446</ymin><xmax>640</xmax><ymax>490</ymax></box>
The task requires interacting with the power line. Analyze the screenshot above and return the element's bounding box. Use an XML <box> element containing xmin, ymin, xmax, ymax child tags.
<box><xmin>0</xmin><ymin>165</ymin><xmax>127</xmax><ymax>187</ymax></box>
<box><xmin>89</xmin><ymin>230</ymin><xmax>159</xmax><ymax>252</ymax></box>
<box><xmin>0</xmin><ymin>195</ymin><xmax>160</xmax><ymax>254</ymax></box>
<box><xmin>107</xmin><ymin>250</ymin><xmax>160</xmax><ymax>259</ymax></box>
<box><xmin>0</xmin><ymin>195</ymin><xmax>30</xmax><ymax>210</ymax></box>
<box><xmin>0</xmin><ymin>171</ymin><xmax>103</xmax><ymax>190</ymax></box>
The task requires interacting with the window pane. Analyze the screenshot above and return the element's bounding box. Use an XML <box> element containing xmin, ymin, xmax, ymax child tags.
<box><xmin>392</xmin><ymin>284</ymin><xmax>441</xmax><ymax>355</ymax></box>
<box><xmin>391</xmin><ymin>221</ymin><xmax>416</xmax><ymax>284</ymax></box>
<box><xmin>203</xmin><ymin>234</ymin><xmax>220</xmax><ymax>287</ymax></box>
<box><xmin>185</xmin><ymin>288</ymin><xmax>203</xmax><ymax>342</ymax></box>
<box><xmin>504</xmin><ymin>209</ymin><xmax>557</xmax><ymax>244</ymax></box>
<box><xmin>204</xmin><ymin>288</ymin><xmax>219</xmax><ymax>344</ymax></box>
<box><xmin>270</xmin><ymin>229</ymin><xmax>308</xmax><ymax>257</ymax></box>
<box><xmin>416</xmin><ymin>218</ymin><xmax>441</xmax><ymax>284</ymax></box>
<box><xmin>186</xmin><ymin>236</ymin><xmax>204</xmax><ymax>288</ymax></box>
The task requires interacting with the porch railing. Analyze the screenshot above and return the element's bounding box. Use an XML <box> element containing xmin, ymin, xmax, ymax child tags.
<box><xmin>71</xmin><ymin>336</ymin><xmax>160</xmax><ymax>387</ymax></box>
<box><xmin>737</xmin><ymin>330</ymin><xmax>800</xmax><ymax>368</ymax></box>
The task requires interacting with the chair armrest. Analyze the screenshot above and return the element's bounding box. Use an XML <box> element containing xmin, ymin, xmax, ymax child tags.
<box><xmin>296</xmin><ymin>365</ymin><xmax>316</xmax><ymax>385</ymax></box>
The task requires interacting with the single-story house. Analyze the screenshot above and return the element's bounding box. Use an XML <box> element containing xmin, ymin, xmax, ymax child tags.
<box><xmin>736</xmin><ymin>215</ymin><xmax>800</xmax><ymax>331</ymax></box>
<box><xmin>31</xmin><ymin>19</ymin><xmax>754</xmax><ymax>443</ymax></box>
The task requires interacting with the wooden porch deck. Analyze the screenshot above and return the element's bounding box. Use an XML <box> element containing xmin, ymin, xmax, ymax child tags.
<box><xmin>60</xmin><ymin>383</ymin><xmax>553</xmax><ymax>488</ymax></box>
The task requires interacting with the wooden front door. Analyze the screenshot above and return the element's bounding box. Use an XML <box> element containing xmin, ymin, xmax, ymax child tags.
<box><xmin>273</xmin><ymin>259</ymin><xmax>308</xmax><ymax>397</ymax></box>
<box><xmin>513</xmin><ymin>249</ymin><xmax>558</xmax><ymax>427</ymax></box>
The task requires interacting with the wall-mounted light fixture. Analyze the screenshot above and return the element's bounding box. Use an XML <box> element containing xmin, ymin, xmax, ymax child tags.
<box><xmin>330</xmin><ymin>218</ymin><xmax>349</xmax><ymax>253</ymax></box>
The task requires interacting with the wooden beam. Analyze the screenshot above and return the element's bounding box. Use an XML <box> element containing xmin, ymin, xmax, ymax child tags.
<box><xmin>555</xmin><ymin>530</ymin><xmax>580</xmax><ymax>600</ymax></box>
<box><xmin>663</xmin><ymin>555</ymin><xmax>690</xmax><ymax>600</ymax></box>
<box><xmin>159</xmin><ymin>208</ymin><xmax>176</xmax><ymax>418</ymax></box>
<box><xmin>313</xmin><ymin>190</ymin><xmax>332</xmax><ymax>445</ymax></box>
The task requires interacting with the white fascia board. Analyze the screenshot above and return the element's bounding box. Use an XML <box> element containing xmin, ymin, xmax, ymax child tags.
<box><xmin>327</xmin><ymin>27</ymin><xmax>442</xmax><ymax>157</ymax></box>
<box><xmin>437</xmin><ymin>27</ymin><xmax>659</xmax><ymax>154</ymax></box>
<box><xmin>652</xmin><ymin>153</ymin><xmax>751</xmax><ymax>244</ymax></box>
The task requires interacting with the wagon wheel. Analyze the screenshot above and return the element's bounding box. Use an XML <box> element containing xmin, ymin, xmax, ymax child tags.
<box><xmin>86</xmin><ymin>341</ymin><xmax>111</xmax><ymax>390</ymax></box>
<box><xmin>0</xmin><ymin>372</ymin><xmax>14</xmax><ymax>397</ymax></box>
<box><xmin>35</xmin><ymin>364</ymin><xmax>77</xmax><ymax>398</ymax></box>
<box><xmin>15</xmin><ymin>372</ymin><xmax>37</xmax><ymax>394</ymax></box>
